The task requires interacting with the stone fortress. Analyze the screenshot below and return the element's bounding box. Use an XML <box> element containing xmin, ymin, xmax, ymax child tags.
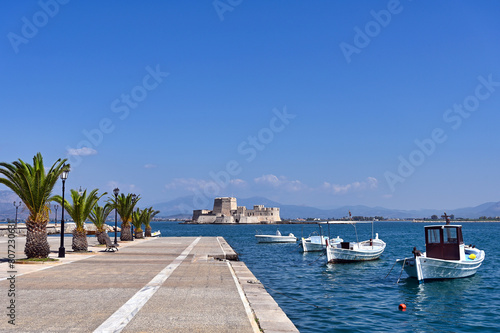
<box><xmin>192</xmin><ymin>197</ymin><xmax>281</xmax><ymax>224</ymax></box>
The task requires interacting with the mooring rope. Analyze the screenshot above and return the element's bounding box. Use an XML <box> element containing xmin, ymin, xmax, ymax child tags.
<box><xmin>308</xmin><ymin>251</ymin><xmax>326</xmax><ymax>265</ymax></box>
<box><xmin>396</xmin><ymin>258</ymin><xmax>406</xmax><ymax>284</ymax></box>
<box><xmin>385</xmin><ymin>260</ymin><xmax>398</xmax><ymax>279</ymax></box>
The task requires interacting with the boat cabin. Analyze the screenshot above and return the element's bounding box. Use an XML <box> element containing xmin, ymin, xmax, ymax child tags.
<box><xmin>425</xmin><ymin>225</ymin><xmax>464</xmax><ymax>260</ymax></box>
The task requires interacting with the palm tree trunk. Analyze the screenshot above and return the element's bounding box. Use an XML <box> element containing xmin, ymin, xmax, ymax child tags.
<box><xmin>145</xmin><ymin>225</ymin><xmax>152</xmax><ymax>237</ymax></box>
<box><xmin>120</xmin><ymin>223</ymin><xmax>132</xmax><ymax>241</ymax></box>
<box><xmin>25</xmin><ymin>219</ymin><xmax>50</xmax><ymax>258</ymax></box>
<box><xmin>135</xmin><ymin>228</ymin><xmax>144</xmax><ymax>239</ymax></box>
<box><xmin>72</xmin><ymin>229</ymin><xmax>88</xmax><ymax>252</ymax></box>
<box><xmin>96</xmin><ymin>231</ymin><xmax>107</xmax><ymax>245</ymax></box>
<box><xmin>102</xmin><ymin>232</ymin><xmax>113</xmax><ymax>245</ymax></box>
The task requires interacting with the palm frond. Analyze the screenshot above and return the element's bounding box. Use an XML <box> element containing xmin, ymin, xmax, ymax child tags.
<box><xmin>53</xmin><ymin>188</ymin><xmax>106</xmax><ymax>230</ymax></box>
<box><xmin>107</xmin><ymin>193</ymin><xmax>140</xmax><ymax>226</ymax></box>
<box><xmin>0</xmin><ymin>153</ymin><xmax>69</xmax><ymax>223</ymax></box>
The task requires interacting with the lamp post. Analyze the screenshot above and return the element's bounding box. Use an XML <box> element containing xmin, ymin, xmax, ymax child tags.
<box><xmin>54</xmin><ymin>204</ymin><xmax>59</xmax><ymax>227</ymax></box>
<box><xmin>13</xmin><ymin>201</ymin><xmax>21</xmax><ymax>231</ymax></box>
<box><xmin>58</xmin><ymin>168</ymin><xmax>69</xmax><ymax>258</ymax></box>
<box><xmin>130</xmin><ymin>194</ymin><xmax>137</xmax><ymax>240</ymax></box>
<box><xmin>113</xmin><ymin>188</ymin><xmax>119</xmax><ymax>245</ymax></box>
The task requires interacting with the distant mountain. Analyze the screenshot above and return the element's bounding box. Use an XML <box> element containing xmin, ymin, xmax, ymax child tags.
<box><xmin>147</xmin><ymin>195</ymin><xmax>500</xmax><ymax>220</ymax></box>
<box><xmin>1</xmin><ymin>190</ymin><xmax>499</xmax><ymax>220</ymax></box>
<box><xmin>0</xmin><ymin>190</ymin><xmax>24</xmax><ymax>220</ymax></box>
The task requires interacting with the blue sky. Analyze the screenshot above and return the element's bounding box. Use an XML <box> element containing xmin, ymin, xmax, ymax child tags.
<box><xmin>1</xmin><ymin>1</ymin><xmax>499</xmax><ymax>211</ymax></box>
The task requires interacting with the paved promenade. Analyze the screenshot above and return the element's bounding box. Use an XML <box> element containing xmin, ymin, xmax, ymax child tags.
<box><xmin>0</xmin><ymin>235</ymin><xmax>298</xmax><ymax>332</ymax></box>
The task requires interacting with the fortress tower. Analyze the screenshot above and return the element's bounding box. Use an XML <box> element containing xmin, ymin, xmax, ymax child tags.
<box><xmin>213</xmin><ymin>197</ymin><xmax>237</xmax><ymax>216</ymax></box>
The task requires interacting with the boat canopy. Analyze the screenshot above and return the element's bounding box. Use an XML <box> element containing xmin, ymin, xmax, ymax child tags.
<box><xmin>424</xmin><ymin>225</ymin><xmax>464</xmax><ymax>260</ymax></box>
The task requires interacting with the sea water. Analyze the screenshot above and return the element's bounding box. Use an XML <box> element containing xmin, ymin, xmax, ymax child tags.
<box><xmin>146</xmin><ymin>221</ymin><xmax>500</xmax><ymax>332</ymax></box>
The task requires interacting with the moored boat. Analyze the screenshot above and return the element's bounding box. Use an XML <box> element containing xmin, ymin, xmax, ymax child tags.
<box><xmin>255</xmin><ymin>229</ymin><xmax>297</xmax><ymax>243</ymax></box>
<box><xmin>326</xmin><ymin>233</ymin><xmax>386</xmax><ymax>262</ymax></box>
<box><xmin>302</xmin><ymin>235</ymin><xmax>343</xmax><ymax>252</ymax></box>
<box><xmin>396</xmin><ymin>213</ymin><xmax>485</xmax><ymax>283</ymax></box>
<box><xmin>324</xmin><ymin>219</ymin><xmax>386</xmax><ymax>263</ymax></box>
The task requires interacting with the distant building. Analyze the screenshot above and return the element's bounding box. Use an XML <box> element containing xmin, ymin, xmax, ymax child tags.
<box><xmin>192</xmin><ymin>197</ymin><xmax>281</xmax><ymax>224</ymax></box>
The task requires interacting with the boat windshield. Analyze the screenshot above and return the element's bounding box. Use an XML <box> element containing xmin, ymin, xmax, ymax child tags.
<box><xmin>443</xmin><ymin>227</ymin><xmax>458</xmax><ymax>244</ymax></box>
<box><xmin>427</xmin><ymin>228</ymin><xmax>440</xmax><ymax>244</ymax></box>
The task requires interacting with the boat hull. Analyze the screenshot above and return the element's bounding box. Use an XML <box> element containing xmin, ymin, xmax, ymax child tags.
<box><xmin>301</xmin><ymin>236</ymin><xmax>328</xmax><ymax>252</ymax></box>
<box><xmin>301</xmin><ymin>240</ymin><xmax>325</xmax><ymax>251</ymax></box>
<box><xmin>326</xmin><ymin>241</ymin><xmax>386</xmax><ymax>263</ymax></box>
<box><xmin>255</xmin><ymin>235</ymin><xmax>297</xmax><ymax>243</ymax></box>
<box><xmin>399</xmin><ymin>248</ymin><xmax>485</xmax><ymax>281</ymax></box>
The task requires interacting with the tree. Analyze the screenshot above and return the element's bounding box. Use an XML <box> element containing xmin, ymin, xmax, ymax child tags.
<box><xmin>53</xmin><ymin>189</ymin><xmax>105</xmax><ymax>252</ymax></box>
<box><xmin>132</xmin><ymin>208</ymin><xmax>145</xmax><ymax>239</ymax></box>
<box><xmin>0</xmin><ymin>153</ymin><xmax>69</xmax><ymax>258</ymax></box>
<box><xmin>431</xmin><ymin>215</ymin><xmax>438</xmax><ymax>220</ymax></box>
<box><xmin>89</xmin><ymin>203</ymin><xmax>113</xmax><ymax>245</ymax></box>
<box><xmin>142</xmin><ymin>207</ymin><xmax>160</xmax><ymax>237</ymax></box>
<box><xmin>109</xmin><ymin>193</ymin><xmax>140</xmax><ymax>241</ymax></box>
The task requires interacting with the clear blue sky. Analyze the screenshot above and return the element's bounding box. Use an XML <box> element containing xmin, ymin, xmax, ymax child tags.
<box><xmin>1</xmin><ymin>1</ymin><xmax>499</xmax><ymax>211</ymax></box>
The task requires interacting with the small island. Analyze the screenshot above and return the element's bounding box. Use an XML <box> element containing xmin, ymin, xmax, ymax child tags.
<box><xmin>189</xmin><ymin>197</ymin><xmax>281</xmax><ymax>224</ymax></box>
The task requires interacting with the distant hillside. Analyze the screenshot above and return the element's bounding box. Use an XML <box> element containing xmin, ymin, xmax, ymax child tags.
<box><xmin>147</xmin><ymin>194</ymin><xmax>500</xmax><ymax>220</ymax></box>
<box><xmin>0</xmin><ymin>190</ymin><xmax>25</xmax><ymax>220</ymax></box>
<box><xmin>1</xmin><ymin>190</ymin><xmax>499</xmax><ymax>220</ymax></box>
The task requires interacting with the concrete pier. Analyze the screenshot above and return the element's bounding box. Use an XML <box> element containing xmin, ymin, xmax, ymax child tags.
<box><xmin>0</xmin><ymin>235</ymin><xmax>298</xmax><ymax>332</ymax></box>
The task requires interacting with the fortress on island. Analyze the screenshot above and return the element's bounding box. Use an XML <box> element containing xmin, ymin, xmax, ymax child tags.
<box><xmin>192</xmin><ymin>197</ymin><xmax>281</xmax><ymax>224</ymax></box>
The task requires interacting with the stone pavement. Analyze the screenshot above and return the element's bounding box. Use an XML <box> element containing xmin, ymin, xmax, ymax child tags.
<box><xmin>0</xmin><ymin>235</ymin><xmax>298</xmax><ymax>332</ymax></box>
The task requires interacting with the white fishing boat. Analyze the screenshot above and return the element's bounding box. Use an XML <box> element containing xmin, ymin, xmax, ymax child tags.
<box><xmin>255</xmin><ymin>229</ymin><xmax>297</xmax><ymax>243</ymax></box>
<box><xmin>396</xmin><ymin>214</ymin><xmax>485</xmax><ymax>283</ymax></box>
<box><xmin>301</xmin><ymin>235</ymin><xmax>328</xmax><ymax>252</ymax></box>
<box><xmin>324</xmin><ymin>220</ymin><xmax>386</xmax><ymax>263</ymax></box>
<box><xmin>302</xmin><ymin>235</ymin><xmax>343</xmax><ymax>252</ymax></box>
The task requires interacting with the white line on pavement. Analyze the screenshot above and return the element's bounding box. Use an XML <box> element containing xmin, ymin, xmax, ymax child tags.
<box><xmin>93</xmin><ymin>237</ymin><xmax>201</xmax><ymax>333</ymax></box>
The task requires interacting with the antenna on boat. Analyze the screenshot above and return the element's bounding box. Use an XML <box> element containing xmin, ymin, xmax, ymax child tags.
<box><xmin>349</xmin><ymin>211</ymin><xmax>359</xmax><ymax>243</ymax></box>
<box><xmin>442</xmin><ymin>212</ymin><xmax>451</xmax><ymax>225</ymax></box>
<box><xmin>372</xmin><ymin>220</ymin><xmax>374</xmax><ymax>240</ymax></box>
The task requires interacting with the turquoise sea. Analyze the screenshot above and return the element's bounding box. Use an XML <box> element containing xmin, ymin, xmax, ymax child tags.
<box><xmin>146</xmin><ymin>221</ymin><xmax>498</xmax><ymax>332</ymax></box>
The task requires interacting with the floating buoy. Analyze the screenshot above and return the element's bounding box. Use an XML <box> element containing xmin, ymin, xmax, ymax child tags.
<box><xmin>469</xmin><ymin>253</ymin><xmax>476</xmax><ymax>260</ymax></box>
<box><xmin>399</xmin><ymin>303</ymin><xmax>407</xmax><ymax>311</ymax></box>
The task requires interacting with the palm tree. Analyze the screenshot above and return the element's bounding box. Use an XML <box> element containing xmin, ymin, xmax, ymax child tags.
<box><xmin>89</xmin><ymin>203</ymin><xmax>113</xmax><ymax>245</ymax></box>
<box><xmin>132</xmin><ymin>208</ymin><xmax>144</xmax><ymax>239</ymax></box>
<box><xmin>53</xmin><ymin>189</ymin><xmax>105</xmax><ymax>252</ymax></box>
<box><xmin>143</xmin><ymin>207</ymin><xmax>160</xmax><ymax>237</ymax></box>
<box><xmin>0</xmin><ymin>153</ymin><xmax>69</xmax><ymax>258</ymax></box>
<box><xmin>109</xmin><ymin>193</ymin><xmax>140</xmax><ymax>241</ymax></box>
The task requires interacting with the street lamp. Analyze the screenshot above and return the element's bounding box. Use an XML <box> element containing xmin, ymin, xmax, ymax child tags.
<box><xmin>58</xmin><ymin>168</ymin><xmax>69</xmax><ymax>258</ymax></box>
<box><xmin>54</xmin><ymin>204</ymin><xmax>59</xmax><ymax>227</ymax></box>
<box><xmin>113</xmin><ymin>188</ymin><xmax>119</xmax><ymax>245</ymax></box>
<box><xmin>130</xmin><ymin>194</ymin><xmax>137</xmax><ymax>241</ymax></box>
<box><xmin>13</xmin><ymin>201</ymin><xmax>21</xmax><ymax>231</ymax></box>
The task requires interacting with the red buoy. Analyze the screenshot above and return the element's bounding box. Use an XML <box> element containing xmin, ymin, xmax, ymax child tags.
<box><xmin>399</xmin><ymin>303</ymin><xmax>407</xmax><ymax>311</ymax></box>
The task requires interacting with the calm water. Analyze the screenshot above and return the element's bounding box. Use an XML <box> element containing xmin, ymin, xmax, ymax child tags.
<box><xmin>145</xmin><ymin>221</ymin><xmax>499</xmax><ymax>332</ymax></box>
